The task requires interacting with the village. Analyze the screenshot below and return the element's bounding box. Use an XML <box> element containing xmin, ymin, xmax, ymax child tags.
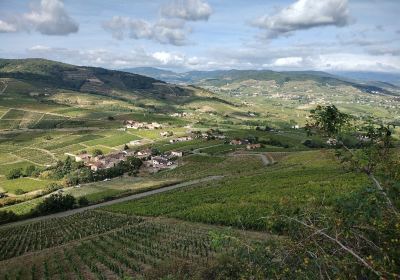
<box><xmin>71</xmin><ymin>124</ymin><xmax>264</xmax><ymax>175</ymax></box>
<box><xmin>74</xmin><ymin>148</ymin><xmax>182</xmax><ymax>174</ymax></box>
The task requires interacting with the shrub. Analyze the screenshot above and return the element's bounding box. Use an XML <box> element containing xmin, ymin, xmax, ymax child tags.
<box><xmin>35</xmin><ymin>193</ymin><xmax>76</xmax><ymax>215</ymax></box>
<box><xmin>6</xmin><ymin>168</ymin><xmax>23</xmax><ymax>180</ymax></box>
<box><xmin>78</xmin><ymin>196</ymin><xmax>89</xmax><ymax>207</ymax></box>
<box><xmin>0</xmin><ymin>210</ymin><xmax>18</xmax><ymax>225</ymax></box>
<box><xmin>24</xmin><ymin>165</ymin><xmax>36</xmax><ymax>177</ymax></box>
<box><xmin>302</xmin><ymin>139</ymin><xmax>325</xmax><ymax>148</ymax></box>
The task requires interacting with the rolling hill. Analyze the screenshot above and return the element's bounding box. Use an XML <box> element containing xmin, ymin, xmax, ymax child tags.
<box><xmin>0</xmin><ymin>58</ymin><xmax>163</xmax><ymax>96</ymax></box>
<box><xmin>125</xmin><ymin>68</ymin><xmax>399</xmax><ymax>96</ymax></box>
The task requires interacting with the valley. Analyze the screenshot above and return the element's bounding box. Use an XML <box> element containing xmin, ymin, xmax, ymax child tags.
<box><xmin>0</xmin><ymin>58</ymin><xmax>399</xmax><ymax>279</ymax></box>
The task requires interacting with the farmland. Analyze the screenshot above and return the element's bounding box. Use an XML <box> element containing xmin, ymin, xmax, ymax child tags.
<box><xmin>0</xmin><ymin>212</ymin><xmax>279</xmax><ymax>279</ymax></box>
<box><xmin>0</xmin><ymin>58</ymin><xmax>399</xmax><ymax>279</ymax></box>
<box><xmin>106</xmin><ymin>151</ymin><xmax>369</xmax><ymax>231</ymax></box>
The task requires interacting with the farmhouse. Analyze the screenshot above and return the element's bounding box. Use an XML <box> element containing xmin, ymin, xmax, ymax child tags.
<box><xmin>125</xmin><ymin>120</ymin><xmax>162</xmax><ymax>130</ymax></box>
<box><xmin>75</xmin><ymin>153</ymin><xmax>91</xmax><ymax>162</ymax></box>
<box><xmin>230</xmin><ymin>139</ymin><xmax>243</xmax><ymax>145</ymax></box>
<box><xmin>169</xmin><ymin>136</ymin><xmax>192</xmax><ymax>143</ymax></box>
<box><xmin>246</xmin><ymin>143</ymin><xmax>261</xmax><ymax>150</ymax></box>
<box><xmin>87</xmin><ymin>162</ymin><xmax>103</xmax><ymax>172</ymax></box>
<box><xmin>160</xmin><ymin>131</ymin><xmax>173</xmax><ymax>137</ymax></box>
<box><xmin>136</xmin><ymin>148</ymin><xmax>152</xmax><ymax>159</ymax></box>
<box><xmin>151</xmin><ymin>156</ymin><xmax>173</xmax><ymax>167</ymax></box>
<box><xmin>171</xmin><ymin>151</ymin><xmax>183</xmax><ymax>157</ymax></box>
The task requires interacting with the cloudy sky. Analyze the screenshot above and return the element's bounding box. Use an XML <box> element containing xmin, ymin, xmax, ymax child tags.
<box><xmin>0</xmin><ymin>0</ymin><xmax>399</xmax><ymax>72</ymax></box>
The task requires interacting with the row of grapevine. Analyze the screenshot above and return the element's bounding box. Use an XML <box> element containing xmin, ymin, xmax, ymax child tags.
<box><xmin>0</xmin><ymin>217</ymin><xmax>243</xmax><ymax>279</ymax></box>
<box><xmin>0</xmin><ymin>211</ymin><xmax>142</xmax><ymax>261</ymax></box>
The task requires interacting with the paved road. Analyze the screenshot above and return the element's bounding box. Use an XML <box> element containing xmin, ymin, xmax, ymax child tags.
<box><xmin>0</xmin><ymin>175</ymin><xmax>224</xmax><ymax>228</ymax></box>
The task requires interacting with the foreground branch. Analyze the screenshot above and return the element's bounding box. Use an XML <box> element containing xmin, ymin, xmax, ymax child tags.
<box><xmin>282</xmin><ymin>215</ymin><xmax>382</xmax><ymax>278</ymax></box>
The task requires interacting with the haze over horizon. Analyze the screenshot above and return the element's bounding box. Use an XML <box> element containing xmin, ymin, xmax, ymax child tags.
<box><xmin>1</xmin><ymin>0</ymin><xmax>400</xmax><ymax>73</ymax></box>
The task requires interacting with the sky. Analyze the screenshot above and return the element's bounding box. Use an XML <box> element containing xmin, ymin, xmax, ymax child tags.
<box><xmin>0</xmin><ymin>0</ymin><xmax>399</xmax><ymax>72</ymax></box>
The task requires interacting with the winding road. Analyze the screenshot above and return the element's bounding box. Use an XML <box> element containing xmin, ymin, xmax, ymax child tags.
<box><xmin>0</xmin><ymin>175</ymin><xmax>224</xmax><ymax>228</ymax></box>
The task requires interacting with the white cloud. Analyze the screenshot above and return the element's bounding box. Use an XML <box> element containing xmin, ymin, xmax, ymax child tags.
<box><xmin>152</xmin><ymin>51</ymin><xmax>185</xmax><ymax>64</ymax></box>
<box><xmin>103</xmin><ymin>17</ymin><xmax>189</xmax><ymax>46</ymax></box>
<box><xmin>272</xmin><ymin>57</ymin><xmax>304</xmax><ymax>67</ymax></box>
<box><xmin>25</xmin><ymin>45</ymin><xmax>201</xmax><ymax>69</ymax></box>
<box><xmin>28</xmin><ymin>45</ymin><xmax>52</xmax><ymax>51</ymax></box>
<box><xmin>103</xmin><ymin>0</ymin><xmax>211</xmax><ymax>46</ymax></box>
<box><xmin>0</xmin><ymin>0</ymin><xmax>78</xmax><ymax>35</ymax></box>
<box><xmin>253</xmin><ymin>0</ymin><xmax>350</xmax><ymax>38</ymax></box>
<box><xmin>0</xmin><ymin>20</ymin><xmax>17</xmax><ymax>33</ymax></box>
<box><xmin>161</xmin><ymin>0</ymin><xmax>212</xmax><ymax>21</ymax></box>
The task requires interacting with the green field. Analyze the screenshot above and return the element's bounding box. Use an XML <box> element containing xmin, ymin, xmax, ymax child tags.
<box><xmin>0</xmin><ymin>58</ymin><xmax>399</xmax><ymax>279</ymax></box>
<box><xmin>84</xmin><ymin>132</ymin><xmax>141</xmax><ymax>147</ymax></box>
<box><xmin>63</xmin><ymin>177</ymin><xmax>178</xmax><ymax>203</ymax></box>
<box><xmin>106</xmin><ymin>151</ymin><xmax>369</xmax><ymax>231</ymax></box>
<box><xmin>0</xmin><ymin>177</ymin><xmax>55</xmax><ymax>194</ymax></box>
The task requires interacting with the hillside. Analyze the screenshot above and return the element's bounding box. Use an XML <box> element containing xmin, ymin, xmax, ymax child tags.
<box><xmin>0</xmin><ymin>58</ymin><xmax>163</xmax><ymax>95</ymax></box>
<box><xmin>124</xmin><ymin>68</ymin><xmax>399</xmax><ymax>96</ymax></box>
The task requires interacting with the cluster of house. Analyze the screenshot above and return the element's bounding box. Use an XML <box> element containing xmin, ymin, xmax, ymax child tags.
<box><xmin>75</xmin><ymin>148</ymin><xmax>183</xmax><ymax>172</ymax></box>
<box><xmin>170</xmin><ymin>112</ymin><xmax>191</xmax><ymax>118</ymax></box>
<box><xmin>169</xmin><ymin>136</ymin><xmax>193</xmax><ymax>143</ymax></box>
<box><xmin>146</xmin><ymin>151</ymin><xmax>183</xmax><ymax>169</ymax></box>
<box><xmin>230</xmin><ymin>139</ymin><xmax>261</xmax><ymax>150</ymax></box>
<box><xmin>75</xmin><ymin>150</ymin><xmax>135</xmax><ymax>171</ymax></box>
<box><xmin>125</xmin><ymin>120</ymin><xmax>162</xmax><ymax>130</ymax></box>
<box><xmin>160</xmin><ymin>131</ymin><xmax>174</xmax><ymax>137</ymax></box>
<box><xmin>191</xmin><ymin>129</ymin><xmax>227</xmax><ymax>140</ymax></box>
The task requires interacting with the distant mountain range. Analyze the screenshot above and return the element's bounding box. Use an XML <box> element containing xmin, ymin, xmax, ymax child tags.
<box><xmin>331</xmin><ymin>71</ymin><xmax>400</xmax><ymax>87</ymax></box>
<box><xmin>0</xmin><ymin>59</ymin><xmax>398</xmax><ymax>100</ymax></box>
<box><xmin>123</xmin><ymin>67</ymin><xmax>399</xmax><ymax>96</ymax></box>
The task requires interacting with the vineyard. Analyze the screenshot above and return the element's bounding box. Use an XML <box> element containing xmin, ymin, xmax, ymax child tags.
<box><xmin>107</xmin><ymin>151</ymin><xmax>370</xmax><ymax>231</ymax></box>
<box><xmin>0</xmin><ymin>211</ymin><xmax>142</xmax><ymax>261</ymax></box>
<box><xmin>0</xmin><ymin>211</ymin><xmax>268</xmax><ymax>279</ymax></box>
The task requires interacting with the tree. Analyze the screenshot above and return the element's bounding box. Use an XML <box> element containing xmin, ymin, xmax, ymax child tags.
<box><xmin>24</xmin><ymin>165</ymin><xmax>36</xmax><ymax>177</ymax></box>
<box><xmin>306</xmin><ymin>105</ymin><xmax>398</xmax><ymax>216</ymax></box>
<box><xmin>300</xmin><ymin>105</ymin><xmax>400</xmax><ymax>277</ymax></box>
<box><xmin>35</xmin><ymin>193</ymin><xmax>76</xmax><ymax>214</ymax></box>
<box><xmin>6</xmin><ymin>168</ymin><xmax>23</xmax><ymax>180</ymax></box>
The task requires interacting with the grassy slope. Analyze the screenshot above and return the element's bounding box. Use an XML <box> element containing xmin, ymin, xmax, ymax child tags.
<box><xmin>105</xmin><ymin>150</ymin><xmax>369</xmax><ymax>231</ymax></box>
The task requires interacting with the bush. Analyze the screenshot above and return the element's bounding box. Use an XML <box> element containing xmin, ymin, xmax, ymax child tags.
<box><xmin>0</xmin><ymin>210</ymin><xmax>18</xmax><ymax>225</ymax></box>
<box><xmin>35</xmin><ymin>193</ymin><xmax>76</xmax><ymax>215</ymax></box>
<box><xmin>303</xmin><ymin>139</ymin><xmax>325</xmax><ymax>148</ymax></box>
<box><xmin>78</xmin><ymin>196</ymin><xmax>89</xmax><ymax>207</ymax></box>
<box><xmin>6</xmin><ymin>168</ymin><xmax>23</xmax><ymax>180</ymax></box>
<box><xmin>24</xmin><ymin>165</ymin><xmax>37</xmax><ymax>177</ymax></box>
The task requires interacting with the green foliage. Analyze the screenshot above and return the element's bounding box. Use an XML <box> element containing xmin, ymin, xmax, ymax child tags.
<box><xmin>35</xmin><ymin>193</ymin><xmax>76</xmax><ymax>215</ymax></box>
<box><xmin>6</xmin><ymin>168</ymin><xmax>23</xmax><ymax>180</ymax></box>
<box><xmin>77</xmin><ymin>196</ymin><xmax>89</xmax><ymax>206</ymax></box>
<box><xmin>0</xmin><ymin>210</ymin><xmax>18</xmax><ymax>225</ymax></box>
<box><xmin>24</xmin><ymin>165</ymin><xmax>37</xmax><ymax>177</ymax></box>
<box><xmin>306</xmin><ymin>105</ymin><xmax>351</xmax><ymax>137</ymax></box>
<box><xmin>92</xmin><ymin>149</ymin><xmax>103</xmax><ymax>157</ymax></box>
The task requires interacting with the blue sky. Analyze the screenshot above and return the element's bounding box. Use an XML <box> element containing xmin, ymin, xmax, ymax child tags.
<box><xmin>0</xmin><ymin>0</ymin><xmax>399</xmax><ymax>72</ymax></box>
